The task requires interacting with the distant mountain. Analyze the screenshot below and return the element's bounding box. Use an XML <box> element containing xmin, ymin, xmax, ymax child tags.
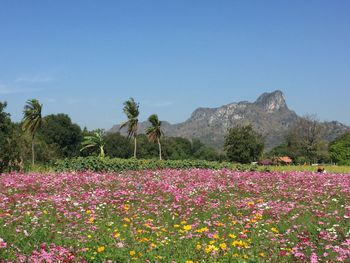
<box><xmin>110</xmin><ymin>90</ymin><xmax>349</xmax><ymax>150</ymax></box>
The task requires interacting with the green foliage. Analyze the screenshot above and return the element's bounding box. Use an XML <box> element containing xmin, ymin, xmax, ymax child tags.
<box><xmin>22</xmin><ymin>99</ymin><xmax>43</xmax><ymax>135</ymax></box>
<box><xmin>329</xmin><ymin>132</ymin><xmax>350</xmax><ymax>165</ymax></box>
<box><xmin>266</xmin><ymin>143</ymin><xmax>290</xmax><ymax>158</ymax></box>
<box><xmin>285</xmin><ymin>116</ymin><xmax>329</xmax><ymax>164</ymax></box>
<box><xmin>120</xmin><ymin>98</ymin><xmax>139</xmax><ymax>158</ymax></box>
<box><xmin>38</xmin><ymin>114</ymin><xmax>83</xmax><ymax>158</ymax></box>
<box><xmin>80</xmin><ymin>130</ymin><xmax>106</xmax><ymax>158</ymax></box>
<box><xmin>146</xmin><ymin>114</ymin><xmax>164</xmax><ymax>160</ymax></box>
<box><xmin>192</xmin><ymin>145</ymin><xmax>224</xmax><ymax>161</ymax></box>
<box><xmin>104</xmin><ymin>132</ymin><xmax>133</xmax><ymax>158</ymax></box>
<box><xmin>135</xmin><ymin>134</ymin><xmax>159</xmax><ymax>159</ymax></box>
<box><xmin>0</xmin><ymin>102</ymin><xmax>16</xmax><ymax>172</ymax></box>
<box><xmin>53</xmin><ymin>156</ymin><xmax>254</xmax><ymax>172</ymax></box>
<box><xmin>22</xmin><ymin>99</ymin><xmax>43</xmax><ymax>165</ymax></box>
<box><xmin>224</xmin><ymin>125</ymin><xmax>264</xmax><ymax>163</ymax></box>
<box><xmin>163</xmin><ymin>137</ymin><xmax>192</xmax><ymax>160</ymax></box>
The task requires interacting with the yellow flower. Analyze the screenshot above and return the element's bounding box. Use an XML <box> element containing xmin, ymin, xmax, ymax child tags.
<box><xmin>150</xmin><ymin>243</ymin><xmax>157</xmax><ymax>248</ymax></box>
<box><xmin>271</xmin><ymin>227</ymin><xmax>279</xmax><ymax>233</ymax></box>
<box><xmin>219</xmin><ymin>243</ymin><xmax>227</xmax><ymax>250</ymax></box>
<box><xmin>43</xmin><ymin>210</ymin><xmax>48</xmax><ymax>215</ymax></box>
<box><xmin>173</xmin><ymin>224</ymin><xmax>180</xmax><ymax>228</ymax></box>
<box><xmin>205</xmin><ymin>245</ymin><xmax>218</xmax><ymax>254</ymax></box>
<box><xmin>86</xmin><ymin>210</ymin><xmax>92</xmax><ymax>214</ymax></box>
<box><xmin>113</xmin><ymin>232</ymin><xmax>120</xmax><ymax>238</ymax></box>
<box><xmin>247</xmin><ymin>201</ymin><xmax>255</xmax><ymax>206</ymax></box>
<box><xmin>259</xmin><ymin>252</ymin><xmax>265</xmax><ymax>257</ymax></box>
<box><xmin>195</xmin><ymin>227</ymin><xmax>209</xmax><ymax>233</ymax></box>
<box><xmin>129</xmin><ymin>250</ymin><xmax>136</xmax><ymax>256</ymax></box>
<box><xmin>87</xmin><ymin>234</ymin><xmax>92</xmax><ymax>239</ymax></box>
<box><xmin>213</xmin><ymin>234</ymin><xmax>219</xmax><ymax>239</ymax></box>
<box><xmin>88</xmin><ymin>217</ymin><xmax>94</xmax><ymax>223</ymax></box>
<box><xmin>186</xmin><ymin>261</ymin><xmax>194</xmax><ymax>263</ymax></box>
<box><xmin>124</xmin><ymin>204</ymin><xmax>130</xmax><ymax>210</ymax></box>
<box><xmin>232</xmin><ymin>253</ymin><xmax>238</xmax><ymax>257</ymax></box>
<box><xmin>196</xmin><ymin>244</ymin><xmax>202</xmax><ymax>250</ymax></box>
<box><xmin>123</xmin><ymin>217</ymin><xmax>131</xmax><ymax>223</ymax></box>
<box><xmin>181</xmin><ymin>220</ymin><xmax>187</xmax><ymax>224</ymax></box>
<box><xmin>97</xmin><ymin>246</ymin><xmax>105</xmax><ymax>253</ymax></box>
<box><xmin>229</xmin><ymin>233</ymin><xmax>237</xmax><ymax>239</ymax></box>
<box><xmin>232</xmin><ymin>240</ymin><xmax>249</xmax><ymax>248</ymax></box>
<box><xmin>255</xmin><ymin>213</ymin><xmax>263</xmax><ymax>220</ymax></box>
<box><xmin>183</xmin><ymin>225</ymin><xmax>192</xmax><ymax>231</ymax></box>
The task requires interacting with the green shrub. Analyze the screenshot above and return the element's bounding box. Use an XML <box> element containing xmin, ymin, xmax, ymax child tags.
<box><xmin>53</xmin><ymin>156</ymin><xmax>257</xmax><ymax>172</ymax></box>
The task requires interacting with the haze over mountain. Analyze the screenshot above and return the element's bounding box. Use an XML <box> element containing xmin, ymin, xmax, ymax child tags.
<box><xmin>110</xmin><ymin>90</ymin><xmax>349</xmax><ymax>150</ymax></box>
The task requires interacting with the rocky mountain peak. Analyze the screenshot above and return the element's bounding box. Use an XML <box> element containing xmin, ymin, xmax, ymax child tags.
<box><xmin>255</xmin><ymin>90</ymin><xmax>287</xmax><ymax>113</ymax></box>
<box><xmin>110</xmin><ymin>90</ymin><xmax>349</xmax><ymax>150</ymax></box>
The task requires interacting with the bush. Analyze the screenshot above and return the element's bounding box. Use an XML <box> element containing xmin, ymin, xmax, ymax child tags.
<box><xmin>224</xmin><ymin>125</ymin><xmax>264</xmax><ymax>164</ymax></box>
<box><xmin>53</xmin><ymin>156</ymin><xmax>257</xmax><ymax>172</ymax></box>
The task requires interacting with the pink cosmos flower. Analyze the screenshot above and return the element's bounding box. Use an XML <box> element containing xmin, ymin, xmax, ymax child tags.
<box><xmin>310</xmin><ymin>252</ymin><xmax>318</xmax><ymax>263</ymax></box>
<box><xmin>0</xmin><ymin>238</ymin><xmax>7</xmax><ymax>249</ymax></box>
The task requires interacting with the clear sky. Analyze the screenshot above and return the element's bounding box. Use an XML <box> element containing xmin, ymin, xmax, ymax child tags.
<box><xmin>1</xmin><ymin>0</ymin><xmax>349</xmax><ymax>129</ymax></box>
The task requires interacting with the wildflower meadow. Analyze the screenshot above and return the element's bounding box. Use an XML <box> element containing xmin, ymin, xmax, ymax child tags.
<box><xmin>0</xmin><ymin>169</ymin><xmax>349</xmax><ymax>262</ymax></box>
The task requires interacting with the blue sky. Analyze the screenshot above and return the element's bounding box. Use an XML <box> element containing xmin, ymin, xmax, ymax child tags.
<box><xmin>1</xmin><ymin>1</ymin><xmax>349</xmax><ymax>129</ymax></box>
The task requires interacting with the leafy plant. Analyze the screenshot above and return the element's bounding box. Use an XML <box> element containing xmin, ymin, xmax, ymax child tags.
<box><xmin>22</xmin><ymin>99</ymin><xmax>43</xmax><ymax>165</ymax></box>
<box><xmin>120</xmin><ymin>98</ymin><xmax>139</xmax><ymax>158</ymax></box>
<box><xmin>80</xmin><ymin>130</ymin><xmax>106</xmax><ymax>158</ymax></box>
<box><xmin>224</xmin><ymin>124</ymin><xmax>264</xmax><ymax>163</ymax></box>
<box><xmin>146</xmin><ymin>114</ymin><xmax>164</xmax><ymax>160</ymax></box>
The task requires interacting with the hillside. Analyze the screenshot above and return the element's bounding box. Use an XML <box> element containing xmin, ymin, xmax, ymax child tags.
<box><xmin>110</xmin><ymin>90</ymin><xmax>349</xmax><ymax>150</ymax></box>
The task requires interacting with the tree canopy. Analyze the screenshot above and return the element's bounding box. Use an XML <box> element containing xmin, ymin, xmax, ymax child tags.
<box><xmin>329</xmin><ymin>132</ymin><xmax>350</xmax><ymax>165</ymax></box>
<box><xmin>120</xmin><ymin>98</ymin><xmax>139</xmax><ymax>158</ymax></box>
<box><xmin>38</xmin><ymin>114</ymin><xmax>83</xmax><ymax>158</ymax></box>
<box><xmin>224</xmin><ymin>125</ymin><xmax>264</xmax><ymax>163</ymax></box>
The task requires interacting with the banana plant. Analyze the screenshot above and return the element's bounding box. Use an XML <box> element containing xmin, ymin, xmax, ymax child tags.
<box><xmin>80</xmin><ymin>130</ymin><xmax>106</xmax><ymax>158</ymax></box>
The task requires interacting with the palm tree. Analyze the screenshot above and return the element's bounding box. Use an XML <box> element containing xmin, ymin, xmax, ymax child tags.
<box><xmin>22</xmin><ymin>99</ymin><xmax>43</xmax><ymax>166</ymax></box>
<box><xmin>80</xmin><ymin>130</ymin><xmax>106</xmax><ymax>158</ymax></box>
<box><xmin>120</xmin><ymin>98</ymin><xmax>139</xmax><ymax>158</ymax></box>
<box><xmin>146</xmin><ymin>114</ymin><xmax>164</xmax><ymax>160</ymax></box>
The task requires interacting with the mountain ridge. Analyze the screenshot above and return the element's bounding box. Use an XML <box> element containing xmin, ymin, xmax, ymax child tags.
<box><xmin>110</xmin><ymin>90</ymin><xmax>349</xmax><ymax>150</ymax></box>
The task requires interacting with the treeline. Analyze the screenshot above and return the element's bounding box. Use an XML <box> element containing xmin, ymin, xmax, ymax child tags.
<box><xmin>0</xmin><ymin>101</ymin><xmax>224</xmax><ymax>173</ymax></box>
<box><xmin>2</xmin><ymin>99</ymin><xmax>350</xmax><ymax>173</ymax></box>
<box><xmin>266</xmin><ymin>116</ymin><xmax>350</xmax><ymax>165</ymax></box>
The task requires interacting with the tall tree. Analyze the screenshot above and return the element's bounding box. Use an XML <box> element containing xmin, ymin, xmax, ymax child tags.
<box><xmin>80</xmin><ymin>130</ymin><xmax>106</xmax><ymax>158</ymax></box>
<box><xmin>22</xmin><ymin>99</ymin><xmax>43</xmax><ymax>165</ymax></box>
<box><xmin>329</xmin><ymin>132</ymin><xmax>350</xmax><ymax>165</ymax></box>
<box><xmin>120</xmin><ymin>98</ymin><xmax>139</xmax><ymax>158</ymax></box>
<box><xmin>224</xmin><ymin>125</ymin><xmax>264</xmax><ymax>163</ymax></box>
<box><xmin>286</xmin><ymin>115</ymin><xmax>327</xmax><ymax>163</ymax></box>
<box><xmin>38</xmin><ymin>114</ymin><xmax>83</xmax><ymax>158</ymax></box>
<box><xmin>146</xmin><ymin>114</ymin><xmax>164</xmax><ymax>160</ymax></box>
<box><xmin>0</xmin><ymin>102</ymin><xmax>14</xmax><ymax>172</ymax></box>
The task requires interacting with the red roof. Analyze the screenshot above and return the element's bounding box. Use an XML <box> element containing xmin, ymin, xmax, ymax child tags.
<box><xmin>278</xmin><ymin>156</ymin><xmax>292</xmax><ymax>163</ymax></box>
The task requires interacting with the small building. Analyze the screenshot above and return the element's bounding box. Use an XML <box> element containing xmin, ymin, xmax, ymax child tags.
<box><xmin>277</xmin><ymin>156</ymin><xmax>293</xmax><ymax>165</ymax></box>
<box><xmin>258</xmin><ymin>156</ymin><xmax>292</xmax><ymax>166</ymax></box>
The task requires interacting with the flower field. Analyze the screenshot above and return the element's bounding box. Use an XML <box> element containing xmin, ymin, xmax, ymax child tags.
<box><xmin>0</xmin><ymin>170</ymin><xmax>349</xmax><ymax>262</ymax></box>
